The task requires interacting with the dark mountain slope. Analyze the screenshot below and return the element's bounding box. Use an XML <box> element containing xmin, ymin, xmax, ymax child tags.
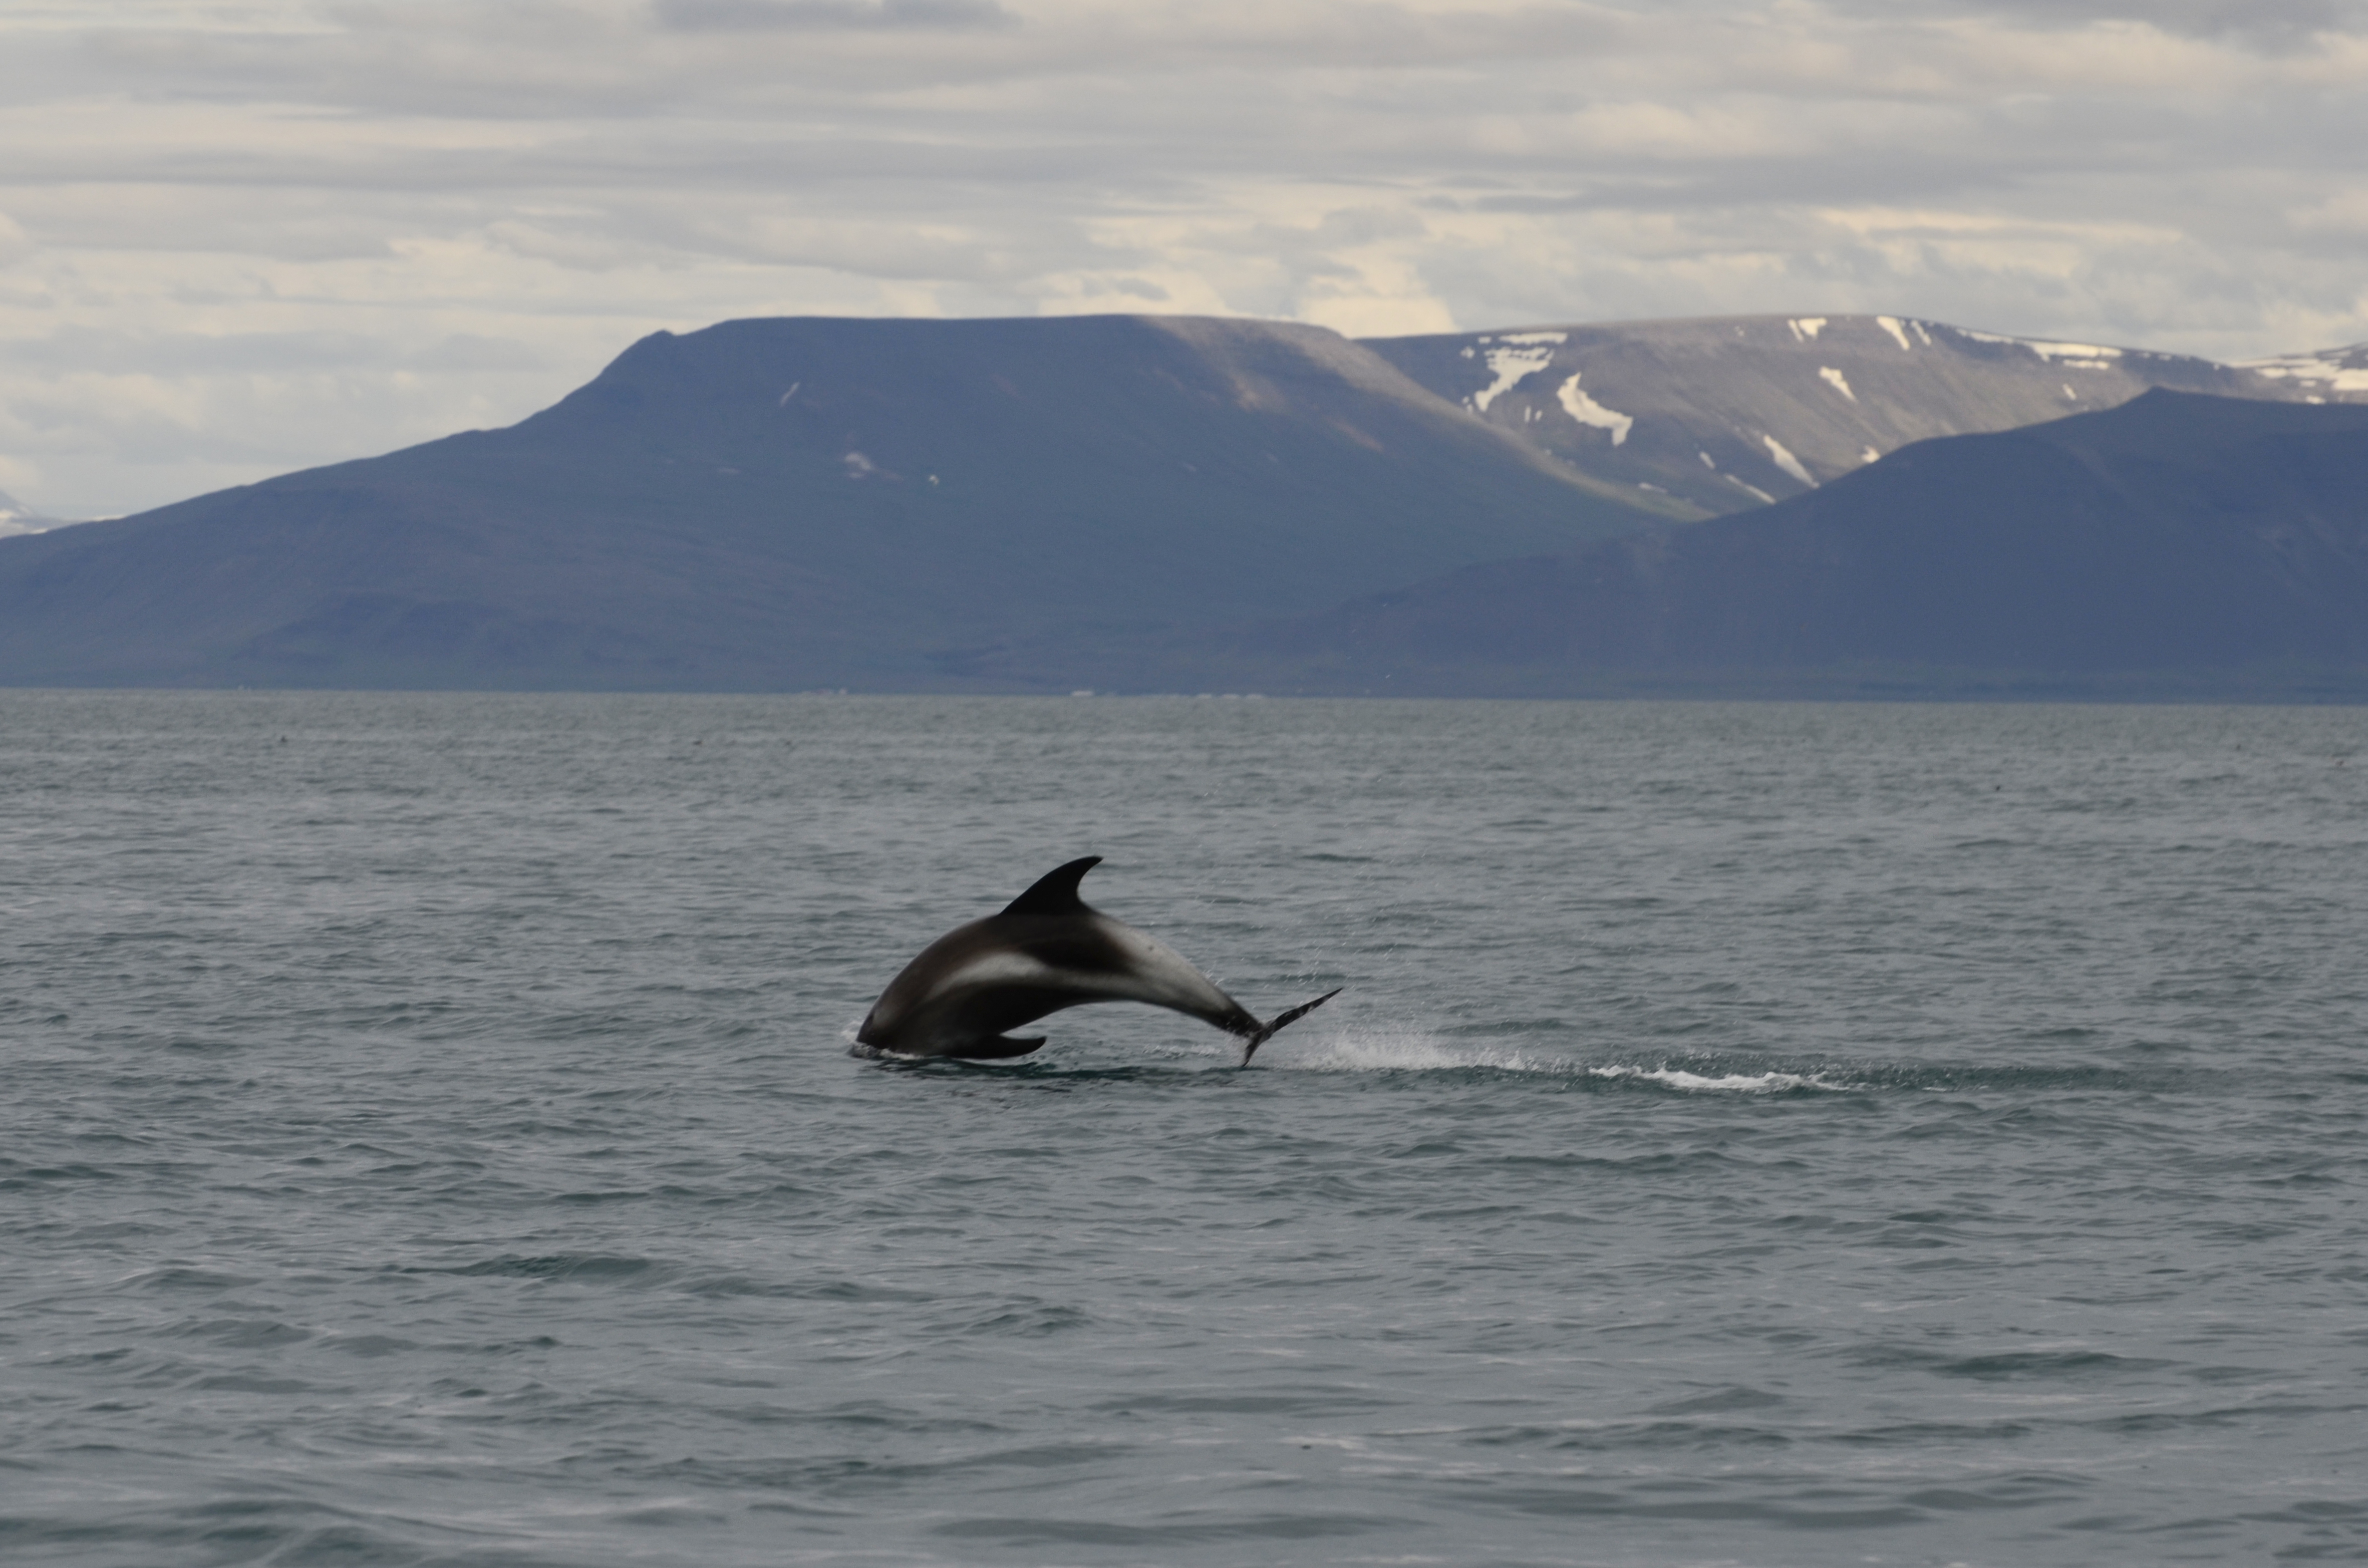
<box><xmin>0</xmin><ymin>315</ymin><xmax>1667</xmax><ymax>690</ymax></box>
<box><xmin>1055</xmin><ymin>391</ymin><xmax>2368</xmax><ymax>696</ymax></box>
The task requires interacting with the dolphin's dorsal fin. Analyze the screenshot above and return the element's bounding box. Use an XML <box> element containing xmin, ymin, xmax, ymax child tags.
<box><xmin>1002</xmin><ymin>856</ymin><xmax>1102</xmax><ymax>917</ymax></box>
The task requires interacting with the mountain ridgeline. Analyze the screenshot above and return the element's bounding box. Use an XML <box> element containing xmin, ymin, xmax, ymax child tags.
<box><xmin>0</xmin><ymin>316</ymin><xmax>1667</xmax><ymax>690</ymax></box>
<box><xmin>1</xmin><ymin>311</ymin><xmax>2364</xmax><ymax>696</ymax></box>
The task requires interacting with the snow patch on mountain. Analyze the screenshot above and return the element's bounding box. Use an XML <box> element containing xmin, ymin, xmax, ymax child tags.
<box><xmin>1789</xmin><ymin>318</ymin><xmax>1829</xmax><ymax>343</ymax></box>
<box><xmin>1762</xmin><ymin>435</ymin><xmax>1815</xmax><ymax>487</ymax></box>
<box><xmin>2244</xmin><ymin>349</ymin><xmax>2368</xmax><ymax>393</ymax></box>
<box><xmin>1819</xmin><ymin>367</ymin><xmax>1857</xmax><ymax>403</ymax></box>
<box><xmin>1469</xmin><ymin>333</ymin><xmax>1566</xmax><ymax>412</ymax></box>
<box><xmin>1960</xmin><ymin>330</ymin><xmax>2125</xmax><ymax>369</ymax></box>
<box><xmin>1556</xmin><ymin>373</ymin><xmax>1633</xmax><ymax>445</ymax></box>
<box><xmin>1876</xmin><ymin>316</ymin><xmax>1915</xmax><ymax>352</ymax></box>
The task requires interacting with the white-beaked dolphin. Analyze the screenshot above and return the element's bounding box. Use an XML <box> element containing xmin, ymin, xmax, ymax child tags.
<box><xmin>854</xmin><ymin>857</ymin><xmax>1339</xmax><ymax>1066</ymax></box>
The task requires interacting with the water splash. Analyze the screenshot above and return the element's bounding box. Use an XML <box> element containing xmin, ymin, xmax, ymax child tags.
<box><xmin>1273</xmin><ymin>1029</ymin><xmax>1563</xmax><ymax>1074</ymax></box>
<box><xmin>1585</xmin><ymin>1063</ymin><xmax>1852</xmax><ymax>1093</ymax></box>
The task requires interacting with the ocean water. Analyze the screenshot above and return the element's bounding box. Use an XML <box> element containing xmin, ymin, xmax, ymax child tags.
<box><xmin>5</xmin><ymin>691</ymin><xmax>2366</xmax><ymax>1567</ymax></box>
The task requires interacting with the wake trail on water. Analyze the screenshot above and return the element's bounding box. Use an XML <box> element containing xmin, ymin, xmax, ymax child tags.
<box><xmin>842</xmin><ymin>1015</ymin><xmax>2179</xmax><ymax>1098</ymax></box>
<box><xmin>1273</xmin><ymin>1028</ymin><xmax>1858</xmax><ymax>1091</ymax></box>
<box><xmin>842</xmin><ymin>1022</ymin><xmax>1848</xmax><ymax>1089</ymax></box>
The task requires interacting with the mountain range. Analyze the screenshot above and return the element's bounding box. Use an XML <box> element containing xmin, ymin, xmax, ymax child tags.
<box><xmin>0</xmin><ymin>316</ymin><xmax>1660</xmax><ymax>690</ymax></box>
<box><xmin>1180</xmin><ymin>390</ymin><xmax>2368</xmax><ymax>699</ymax></box>
<box><xmin>1369</xmin><ymin>317</ymin><xmax>2368</xmax><ymax>516</ymax></box>
<box><xmin>2</xmin><ymin>312</ymin><xmax>2364</xmax><ymax>696</ymax></box>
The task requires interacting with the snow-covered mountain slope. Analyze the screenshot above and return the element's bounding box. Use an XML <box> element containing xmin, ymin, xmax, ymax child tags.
<box><xmin>2242</xmin><ymin>344</ymin><xmax>2368</xmax><ymax>399</ymax></box>
<box><xmin>1364</xmin><ymin>316</ymin><xmax>2366</xmax><ymax>516</ymax></box>
<box><xmin>0</xmin><ymin>490</ymin><xmax>63</xmax><ymax>537</ymax></box>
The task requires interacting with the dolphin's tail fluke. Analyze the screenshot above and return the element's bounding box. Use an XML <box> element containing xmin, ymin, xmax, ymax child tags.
<box><xmin>1240</xmin><ymin>989</ymin><xmax>1342</xmax><ymax>1066</ymax></box>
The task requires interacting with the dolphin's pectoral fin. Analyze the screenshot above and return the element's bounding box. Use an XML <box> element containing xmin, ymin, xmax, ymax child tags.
<box><xmin>943</xmin><ymin>1035</ymin><xmax>1047</xmax><ymax>1060</ymax></box>
<box><xmin>1239</xmin><ymin>988</ymin><xmax>1343</xmax><ymax>1067</ymax></box>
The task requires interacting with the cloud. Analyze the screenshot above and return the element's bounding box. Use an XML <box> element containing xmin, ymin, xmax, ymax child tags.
<box><xmin>653</xmin><ymin>0</ymin><xmax>1015</xmax><ymax>30</ymax></box>
<box><xmin>3</xmin><ymin>0</ymin><xmax>2367</xmax><ymax>515</ymax></box>
<box><xmin>1822</xmin><ymin>0</ymin><xmax>2360</xmax><ymax>52</ymax></box>
<box><xmin>3</xmin><ymin>326</ymin><xmax>551</xmax><ymax>376</ymax></box>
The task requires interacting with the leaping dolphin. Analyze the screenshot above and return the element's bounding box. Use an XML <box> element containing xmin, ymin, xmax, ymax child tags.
<box><xmin>854</xmin><ymin>857</ymin><xmax>1339</xmax><ymax>1066</ymax></box>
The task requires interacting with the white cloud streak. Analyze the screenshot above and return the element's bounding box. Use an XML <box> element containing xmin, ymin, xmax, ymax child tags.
<box><xmin>2</xmin><ymin>0</ymin><xmax>2365</xmax><ymax>513</ymax></box>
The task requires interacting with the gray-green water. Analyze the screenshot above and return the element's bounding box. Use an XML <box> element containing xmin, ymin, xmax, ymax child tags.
<box><xmin>5</xmin><ymin>693</ymin><xmax>2366</xmax><ymax>1565</ymax></box>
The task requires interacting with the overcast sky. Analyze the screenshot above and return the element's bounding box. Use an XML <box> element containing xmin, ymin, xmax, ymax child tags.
<box><xmin>5</xmin><ymin>0</ymin><xmax>2367</xmax><ymax>516</ymax></box>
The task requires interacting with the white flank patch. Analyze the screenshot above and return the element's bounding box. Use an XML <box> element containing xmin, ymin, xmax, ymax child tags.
<box><xmin>1789</xmin><ymin>317</ymin><xmax>1828</xmax><ymax>342</ymax></box>
<box><xmin>1860</xmin><ymin>445</ymin><xmax>1880</xmax><ymax>465</ymax></box>
<box><xmin>1762</xmin><ymin>434</ymin><xmax>1815</xmax><ymax>487</ymax></box>
<box><xmin>957</xmin><ymin>951</ymin><xmax>1054</xmax><ymax>985</ymax></box>
<box><xmin>1470</xmin><ymin>342</ymin><xmax>1560</xmax><ymax>412</ymax></box>
<box><xmin>1875</xmin><ymin>316</ymin><xmax>1914</xmax><ymax>352</ymax></box>
<box><xmin>1556</xmin><ymin>372</ymin><xmax>1633</xmax><ymax>445</ymax></box>
<box><xmin>1819</xmin><ymin>366</ymin><xmax>1857</xmax><ymax>402</ymax></box>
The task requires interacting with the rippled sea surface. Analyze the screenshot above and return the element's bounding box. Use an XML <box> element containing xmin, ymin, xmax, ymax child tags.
<box><xmin>6</xmin><ymin>692</ymin><xmax>2368</xmax><ymax>1566</ymax></box>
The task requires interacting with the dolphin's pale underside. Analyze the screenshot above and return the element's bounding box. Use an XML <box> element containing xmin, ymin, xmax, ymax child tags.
<box><xmin>854</xmin><ymin>857</ymin><xmax>1338</xmax><ymax>1065</ymax></box>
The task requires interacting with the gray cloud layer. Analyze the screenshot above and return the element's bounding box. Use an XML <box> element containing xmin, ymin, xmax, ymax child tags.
<box><xmin>3</xmin><ymin>0</ymin><xmax>2365</xmax><ymax>514</ymax></box>
<box><xmin>653</xmin><ymin>0</ymin><xmax>1017</xmax><ymax>31</ymax></box>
